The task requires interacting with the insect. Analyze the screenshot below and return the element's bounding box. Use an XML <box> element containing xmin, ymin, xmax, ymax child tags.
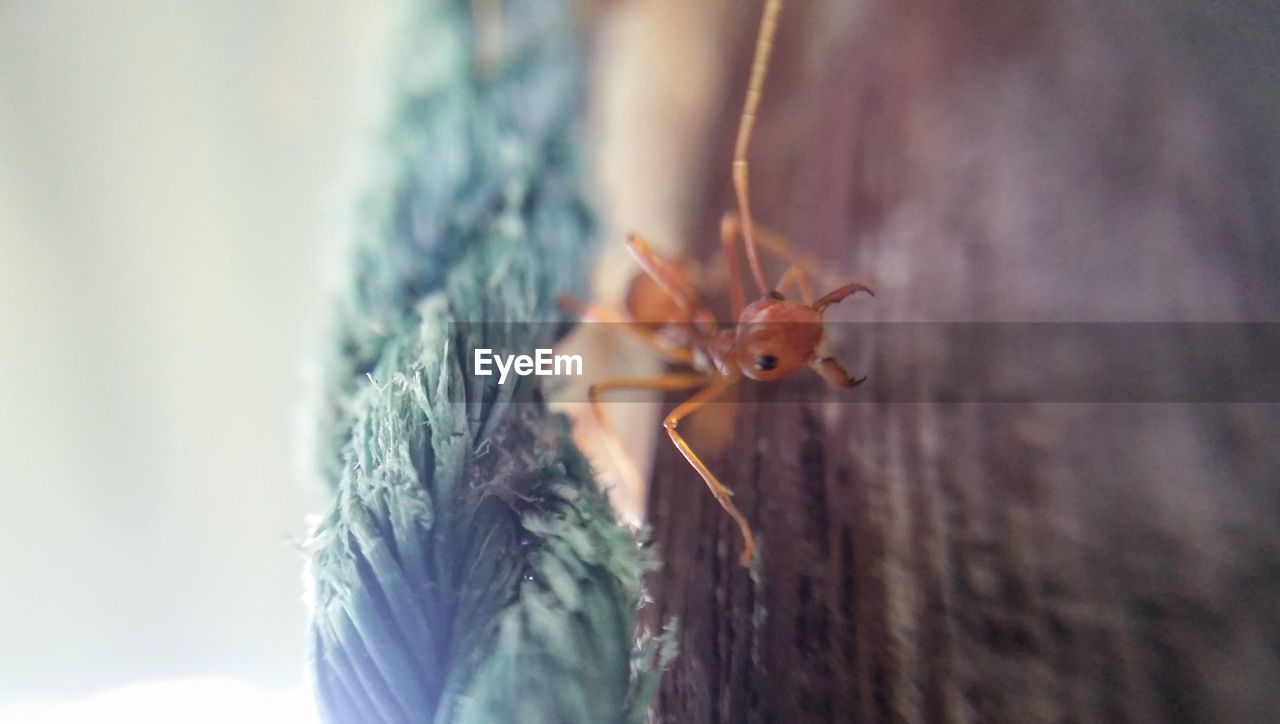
<box><xmin>564</xmin><ymin>0</ymin><xmax>872</xmax><ymax>567</ymax></box>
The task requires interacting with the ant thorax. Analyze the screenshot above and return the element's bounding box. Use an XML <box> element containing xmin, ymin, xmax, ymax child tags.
<box><xmin>686</xmin><ymin>328</ymin><xmax>742</xmax><ymax>379</ymax></box>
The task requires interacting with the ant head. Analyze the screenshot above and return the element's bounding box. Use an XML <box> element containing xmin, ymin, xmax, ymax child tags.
<box><xmin>733</xmin><ymin>291</ymin><xmax>824</xmax><ymax>381</ymax></box>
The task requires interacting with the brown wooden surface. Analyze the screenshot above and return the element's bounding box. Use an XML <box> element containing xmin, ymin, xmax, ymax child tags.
<box><xmin>642</xmin><ymin>2</ymin><xmax>1280</xmax><ymax>722</ymax></box>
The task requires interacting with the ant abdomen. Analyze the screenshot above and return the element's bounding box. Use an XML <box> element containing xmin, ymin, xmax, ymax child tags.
<box><xmin>625</xmin><ymin>262</ymin><xmax>692</xmax><ymax>328</ymax></box>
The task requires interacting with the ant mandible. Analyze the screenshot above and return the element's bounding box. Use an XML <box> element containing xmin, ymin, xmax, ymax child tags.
<box><xmin>563</xmin><ymin>0</ymin><xmax>872</xmax><ymax>567</ymax></box>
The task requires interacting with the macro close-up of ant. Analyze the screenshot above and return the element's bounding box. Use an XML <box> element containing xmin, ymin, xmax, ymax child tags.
<box><xmin>8</xmin><ymin>0</ymin><xmax>1277</xmax><ymax>719</ymax></box>
<box><xmin>562</xmin><ymin>0</ymin><xmax>873</xmax><ymax>567</ymax></box>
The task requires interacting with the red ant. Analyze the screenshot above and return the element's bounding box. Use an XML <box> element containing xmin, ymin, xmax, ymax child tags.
<box><xmin>562</xmin><ymin>0</ymin><xmax>872</xmax><ymax>567</ymax></box>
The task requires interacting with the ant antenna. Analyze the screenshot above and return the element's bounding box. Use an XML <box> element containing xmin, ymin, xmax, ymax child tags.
<box><xmin>732</xmin><ymin>0</ymin><xmax>782</xmax><ymax>297</ymax></box>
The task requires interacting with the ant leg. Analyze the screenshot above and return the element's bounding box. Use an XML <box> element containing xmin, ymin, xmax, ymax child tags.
<box><xmin>812</xmin><ymin>357</ymin><xmax>867</xmax><ymax>389</ymax></box>
<box><xmin>722</xmin><ymin>211</ymin><xmax>820</xmax><ymax>270</ymax></box>
<box><xmin>732</xmin><ymin>0</ymin><xmax>783</xmax><ymax>298</ymax></box>
<box><xmin>663</xmin><ymin>377</ymin><xmax>757</xmax><ymax>567</ymax></box>
<box><xmin>589</xmin><ymin>373</ymin><xmax>713</xmax><ymax>506</ymax></box>
<box><xmin>775</xmin><ymin>264</ymin><xmax>816</xmax><ymax>306</ymax></box>
<box><xmin>722</xmin><ymin>211</ymin><xmax>819</xmax><ymax>300</ymax></box>
<box><xmin>558</xmin><ymin>293</ymin><xmax>694</xmax><ymax>365</ymax></box>
<box><xmin>813</xmin><ymin>282</ymin><xmax>874</xmax><ymax>314</ymax></box>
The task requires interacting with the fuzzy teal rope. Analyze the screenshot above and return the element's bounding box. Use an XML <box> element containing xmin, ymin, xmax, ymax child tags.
<box><xmin>306</xmin><ymin>1</ymin><xmax>670</xmax><ymax>722</ymax></box>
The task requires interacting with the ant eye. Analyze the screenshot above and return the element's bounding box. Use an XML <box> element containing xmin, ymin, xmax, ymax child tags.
<box><xmin>755</xmin><ymin>354</ymin><xmax>779</xmax><ymax>371</ymax></box>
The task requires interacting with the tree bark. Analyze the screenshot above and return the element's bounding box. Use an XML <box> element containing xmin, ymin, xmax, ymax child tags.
<box><xmin>643</xmin><ymin>2</ymin><xmax>1280</xmax><ymax>722</ymax></box>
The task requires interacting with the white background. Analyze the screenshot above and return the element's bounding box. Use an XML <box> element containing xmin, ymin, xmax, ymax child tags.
<box><xmin>0</xmin><ymin>0</ymin><xmax>382</xmax><ymax>711</ymax></box>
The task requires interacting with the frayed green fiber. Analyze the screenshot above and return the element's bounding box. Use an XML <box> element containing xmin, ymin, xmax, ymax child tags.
<box><xmin>305</xmin><ymin>1</ymin><xmax>671</xmax><ymax>722</ymax></box>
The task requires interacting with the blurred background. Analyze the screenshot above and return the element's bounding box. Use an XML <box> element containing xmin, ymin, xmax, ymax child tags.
<box><xmin>0</xmin><ymin>0</ymin><xmax>384</xmax><ymax>717</ymax></box>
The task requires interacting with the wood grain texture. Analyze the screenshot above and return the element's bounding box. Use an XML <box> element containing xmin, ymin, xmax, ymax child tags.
<box><xmin>642</xmin><ymin>2</ymin><xmax>1280</xmax><ymax>722</ymax></box>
